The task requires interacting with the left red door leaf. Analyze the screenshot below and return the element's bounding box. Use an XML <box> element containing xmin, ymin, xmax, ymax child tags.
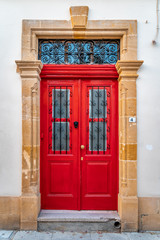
<box><xmin>40</xmin><ymin>80</ymin><xmax>79</xmax><ymax>209</ymax></box>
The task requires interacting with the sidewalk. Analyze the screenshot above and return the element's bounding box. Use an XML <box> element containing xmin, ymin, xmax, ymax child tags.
<box><xmin>1</xmin><ymin>231</ymin><xmax>160</xmax><ymax>240</ymax></box>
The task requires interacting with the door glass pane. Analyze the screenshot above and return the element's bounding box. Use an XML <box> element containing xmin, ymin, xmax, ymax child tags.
<box><xmin>51</xmin><ymin>88</ymin><xmax>70</xmax><ymax>153</ymax></box>
<box><xmin>52</xmin><ymin>89</ymin><xmax>70</xmax><ymax>118</ymax></box>
<box><xmin>52</xmin><ymin>122</ymin><xmax>70</xmax><ymax>151</ymax></box>
<box><xmin>89</xmin><ymin>89</ymin><xmax>107</xmax><ymax>118</ymax></box>
<box><xmin>88</xmin><ymin>87</ymin><xmax>108</xmax><ymax>153</ymax></box>
<box><xmin>89</xmin><ymin>122</ymin><xmax>106</xmax><ymax>151</ymax></box>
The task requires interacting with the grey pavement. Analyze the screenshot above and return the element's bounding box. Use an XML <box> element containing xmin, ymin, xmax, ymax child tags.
<box><xmin>1</xmin><ymin>230</ymin><xmax>160</xmax><ymax>240</ymax></box>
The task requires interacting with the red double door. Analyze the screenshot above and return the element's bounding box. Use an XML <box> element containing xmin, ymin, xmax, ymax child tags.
<box><xmin>40</xmin><ymin>65</ymin><xmax>118</xmax><ymax>210</ymax></box>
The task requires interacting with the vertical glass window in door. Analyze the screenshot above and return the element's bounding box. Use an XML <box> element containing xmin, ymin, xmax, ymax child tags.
<box><xmin>88</xmin><ymin>87</ymin><xmax>111</xmax><ymax>154</ymax></box>
<box><xmin>48</xmin><ymin>86</ymin><xmax>71</xmax><ymax>154</ymax></box>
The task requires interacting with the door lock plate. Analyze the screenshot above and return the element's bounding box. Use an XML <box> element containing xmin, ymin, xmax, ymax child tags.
<box><xmin>74</xmin><ymin>121</ymin><xmax>78</xmax><ymax>128</ymax></box>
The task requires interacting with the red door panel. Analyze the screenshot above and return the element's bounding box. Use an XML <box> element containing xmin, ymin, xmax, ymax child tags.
<box><xmin>40</xmin><ymin>65</ymin><xmax>118</xmax><ymax>210</ymax></box>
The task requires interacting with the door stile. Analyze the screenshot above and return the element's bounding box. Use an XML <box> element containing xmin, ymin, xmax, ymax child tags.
<box><xmin>77</xmin><ymin>79</ymin><xmax>81</xmax><ymax>210</ymax></box>
<box><xmin>111</xmin><ymin>80</ymin><xmax>119</xmax><ymax>205</ymax></box>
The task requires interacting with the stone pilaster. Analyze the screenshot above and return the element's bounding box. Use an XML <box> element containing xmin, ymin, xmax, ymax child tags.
<box><xmin>16</xmin><ymin>60</ymin><xmax>43</xmax><ymax>230</ymax></box>
<box><xmin>116</xmin><ymin>60</ymin><xmax>143</xmax><ymax>231</ymax></box>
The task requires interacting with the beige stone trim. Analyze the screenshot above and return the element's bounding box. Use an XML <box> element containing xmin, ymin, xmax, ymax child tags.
<box><xmin>0</xmin><ymin>197</ymin><xmax>20</xmax><ymax>230</ymax></box>
<box><xmin>0</xmin><ymin>195</ymin><xmax>40</xmax><ymax>231</ymax></box>
<box><xmin>116</xmin><ymin>61</ymin><xmax>143</xmax><ymax>231</ymax></box>
<box><xmin>139</xmin><ymin>197</ymin><xmax>160</xmax><ymax>231</ymax></box>
<box><xmin>70</xmin><ymin>6</ymin><xmax>89</xmax><ymax>29</ymax></box>
<box><xmin>15</xmin><ymin>61</ymin><xmax>42</xmax><ymax>230</ymax></box>
<box><xmin>20</xmin><ymin>195</ymin><xmax>40</xmax><ymax>230</ymax></box>
<box><xmin>2</xmin><ymin>196</ymin><xmax>160</xmax><ymax>231</ymax></box>
<box><xmin>16</xmin><ymin>60</ymin><xmax>42</xmax><ymax>79</ymax></box>
<box><xmin>22</xmin><ymin>19</ymin><xmax>137</xmax><ymax>61</ymax></box>
<box><xmin>15</xmin><ymin>60</ymin><xmax>42</xmax><ymax>194</ymax></box>
<box><xmin>118</xmin><ymin>195</ymin><xmax>138</xmax><ymax>232</ymax></box>
<box><xmin>15</xmin><ymin>6</ymin><xmax>144</xmax><ymax>231</ymax></box>
<box><xmin>116</xmin><ymin>60</ymin><xmax>143</xmax><ymax>79</ymax></box>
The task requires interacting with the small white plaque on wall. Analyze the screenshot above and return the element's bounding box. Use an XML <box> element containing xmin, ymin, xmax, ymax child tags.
<box><xmin>129</xmin><ymin>117</ymin><xmax>136</xmax><ymax>123</ymax></box>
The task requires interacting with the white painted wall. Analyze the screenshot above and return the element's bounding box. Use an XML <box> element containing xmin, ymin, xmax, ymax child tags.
<box><xmin>0</xmin><ymin>0</ymin><xmax>159</xmax><ymax>197</ymax></box>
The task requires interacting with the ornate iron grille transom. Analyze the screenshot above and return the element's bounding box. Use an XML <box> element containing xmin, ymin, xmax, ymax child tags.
<box><xmin>38</xmin><ymin>39</ymin><xmax>120</xmax><ymax>64</ymax></box>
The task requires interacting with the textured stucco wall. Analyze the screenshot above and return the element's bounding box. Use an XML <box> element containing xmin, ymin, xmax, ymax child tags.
<box><xmin>0</xmin><ymin>0</ymin><xmax>160</xmax><ymax>197</ymax></box>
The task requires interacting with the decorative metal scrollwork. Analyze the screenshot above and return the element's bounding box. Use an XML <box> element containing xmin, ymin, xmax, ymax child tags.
<box><xmin>38</xmin><ymin>39</ymin><xmax>120</xmax><ymax>64</ymax></box>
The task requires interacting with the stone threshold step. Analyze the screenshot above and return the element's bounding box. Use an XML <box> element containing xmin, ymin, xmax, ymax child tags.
<box><xmin>38</xmin><ymin>210</ymin><xmax>121</xmax><ymax>232</ymax></box>
<box><xmin>38</xmin><ymin>210</ymin><xmax>120</xmax><ymax>222</ymax></box>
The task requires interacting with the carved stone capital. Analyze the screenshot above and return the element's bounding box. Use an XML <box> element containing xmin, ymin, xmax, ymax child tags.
<box><xmin>116</xmin><ymin>60</ymin><xmax>143</xmax><ymax>81</ymax></box>
<box><xmin>15</xmin><ymin>60</ymin><xmax>43</xmax><ymax>81</ymax></box>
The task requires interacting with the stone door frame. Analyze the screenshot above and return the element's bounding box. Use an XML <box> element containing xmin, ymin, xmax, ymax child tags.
<box><xmin>16</xmin><ymin>6</ymin><xmax>143</xmax><ymax>231</ymax></box>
